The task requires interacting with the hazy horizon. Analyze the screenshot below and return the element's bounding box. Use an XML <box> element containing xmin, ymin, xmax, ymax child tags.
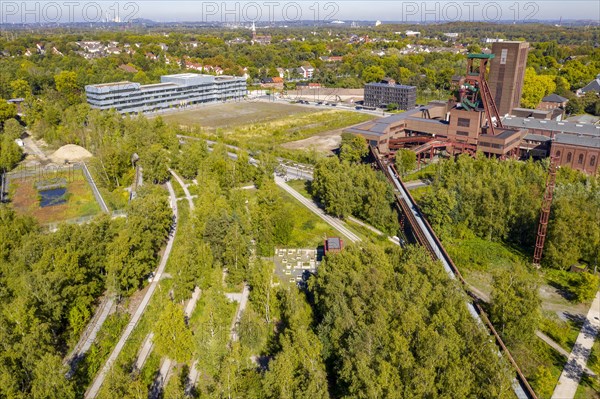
<box><xmin>1</xmin><ymin>1</ymin><xmax>599</xmax><ymax>25</ymax></box>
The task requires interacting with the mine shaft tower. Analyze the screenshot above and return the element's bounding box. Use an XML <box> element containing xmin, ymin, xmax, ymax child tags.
<box><xmin>458</xmin><ymin>53</ymin><xmax>504</xmax><ymax>136</ymax></box>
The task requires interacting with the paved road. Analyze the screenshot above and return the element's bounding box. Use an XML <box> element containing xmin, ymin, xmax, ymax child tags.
<box><xmin>186</xmin><ymin>361</ymin><xmax>200</xmax><ymax>396</ymax></box>
<box><xmin>150</xmin><ymin>358</ymin><xmax>173</xmax><ymax>399</ymax></box>
<box><xmin>552</xmin><ymin>291</ymin><xmax>600</xmax><ymax>399</ymax></box>
<box><xmin>85</xmin><ymin>181</ymin><xmax>179</xmax><ymax>399</ymax></box>
<box><xmin>275</xmin><ymin>176</ymin><xmax>361</xmax><ymax>243</ymax></box>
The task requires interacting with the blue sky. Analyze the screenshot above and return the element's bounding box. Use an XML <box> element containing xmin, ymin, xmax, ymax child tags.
<box><xmin>1</xmin><ymin>1</ymin><xmax>599</xmax><ymax>24</ymax></box>
<box><xmin>121</xmin><ymin>1</ymin><xmax>599</xmax><ymax>22</ymax></box>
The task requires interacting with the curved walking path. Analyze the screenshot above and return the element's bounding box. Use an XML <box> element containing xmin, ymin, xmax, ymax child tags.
<box><xmin>552</xmin><ymin>291</ymin><xmax>600</xmax><ymax>399</ymax></box>
<box><xmin>85</xmin><ymin>181</ymin><xmax>179</xmax><ymax>399</ymax></box>
<box><xmin>169</xmin><ymin>169</ymin><xmax>195</xmax><ymax>210</ymax></box>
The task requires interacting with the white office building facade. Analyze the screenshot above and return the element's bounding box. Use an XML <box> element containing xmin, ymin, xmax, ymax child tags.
<box><xmin>85</xmin><ymin>73</ymin><xmax>247</xmax><ymax>114</ymax></box>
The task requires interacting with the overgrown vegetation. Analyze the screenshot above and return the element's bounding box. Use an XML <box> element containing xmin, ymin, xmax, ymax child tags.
<box><xmin>419</xmin><ymin>155</ymin><xmax>600</xmax><ymax>271</ymax></box>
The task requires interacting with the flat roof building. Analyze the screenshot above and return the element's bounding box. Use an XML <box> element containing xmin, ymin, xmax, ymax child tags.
<box><xmin>324</xmin><ymin>237</ymin><xmax>343</xmax><ymax>255</ymax></box>
<box><xmin>85</xmin><ymin>73</ymin><xmax>247</xmax><ymax>114</ymax></box>
<box><xmin>364</xmin><ymin>81</ymin><xmax>416</xmax><ymax>110</ymax></box>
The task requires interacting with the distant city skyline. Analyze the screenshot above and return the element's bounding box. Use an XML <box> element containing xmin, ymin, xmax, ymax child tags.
<box><xmin>1</xmin><ymin>1</ymin><xmax>599</xmax><ymax>24</ymax></box>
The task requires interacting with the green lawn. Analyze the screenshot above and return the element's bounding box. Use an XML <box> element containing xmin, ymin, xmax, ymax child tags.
<box><xmin>404</xmin><ymin>163</ymin><xmax>437</xmax><ymax>181</ymax></box>
<box><xmin>286</xmin><ymin>179</ymin><xmax>312</xmax><ymax>199</ymax></box>
<box><xmin>171</xmin><ymin>176</ymin><xmax>186</xmax><ymax>198</ymax></box>
<box><xmin>513</xmin><ymin>339</ymin><xmax>565</xmax><ymax>399</ymax></box>
<box><xmin>540</xmin><ymin>310</ymin><xmax>582</xmax><ymax>352</ymax></box>
<box><xmin>277</xmin><ymin>187</ymin><xmax>340</xmax><ymax>248</ymax></box>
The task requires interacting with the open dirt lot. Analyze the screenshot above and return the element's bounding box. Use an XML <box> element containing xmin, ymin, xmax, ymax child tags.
<box><xmin>281</xmin><ymin>118</ymin><xmax>374</xmax><ymax>153</ymax></box>
<box><xmin>283</xmin><ymin>88</ymin><xmax>364</xmax><ymax>103</ymax></box>
<box><xmin>281</xmin><ymin>129</ymin><xmax>343</xmax><ymax>152</ymax></box>
<box><xmin>159</xmin><ymin>101</ymin><xmax>318</xmax><ymax>131</ymax></box>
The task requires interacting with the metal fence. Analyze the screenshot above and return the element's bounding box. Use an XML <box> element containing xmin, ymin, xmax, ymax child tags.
<box><xmin>80</xmin><ymin>162</ymin><xmax>110</xmax><ymax>213</ymax></box>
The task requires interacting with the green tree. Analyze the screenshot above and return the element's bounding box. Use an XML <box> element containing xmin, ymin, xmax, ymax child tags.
<box><xmin>490</xmin><ymin>264</ymin><xmax>541</xmax><ymax>346</ymax></box>
<box><xmin>395</xmin><ymin>148</ymin><xmax>417</xmax><ymax>177</ymax></box>
<box><xmin>0</xmin><ymin>100</ymin><xmax>17</xmax><ymax>126</ymax></box>
<box><xmin>361</xmin><ymin>65</ymin><xmax>385</xmax><ymax>83</ymax></box>
<box><xmin>54</xmin><ymin>71</ymin><xmax>80</xmax><ymax>105</ymax></box>
<box><xmin>141</xmin><ymin>144</ymin><xmax>170</xmax><ymax>184</ymax></box>
<box><xmin>566</xmin><ymin>98</ymin><xmax>583</xmax><ymax>115</ymax></box>
<box><xmin>0</xmin><ymin>134</ymin><xmax>22</xmax><ymax>172</ymax></box>
<box><xmin>521</xmin><ymin>68</ymin><xmax>557</xmax><ymax>109</ymax></box>
<box><xmin>570</xmin><ymin>272</ymin><xmax>600</xmax><ymax>303</ymax></box>
<box><xmin>2</xmin><ymin>118</ymin><xmax>23</xmax><ymax>140</ymax></box>
<box><xmin>177</xmin><ymin>140</ymin><xmax>207</xmax><ymax>179</ymax></box>
<box><xmin>10</xmin><ymin>79</ymin><xmax>31</xmax><ymax>99</ymax></box>
<box><xmin>339</xmin><ymin>133</ymin><xmax>368</xmax><ymax>164</ymax></box>
<box><xmin>247</xmin><ymin>259</ymin><xmax>276</xmax><ymax>324</ymax></box>
<box><xmin>153</xmin><ymin>302</ymin><xmax>195</xmax><ymax>363</ymax></box>
<box><xmin>532</xmin><ymin>366</ymin><xmax>555</xmax><ymax>398</ymax></box>
<box><xmin>386</xmin><ymin>102</ymin><xmax>399</xmax><ymax>111</ymax></box>
<box><xmin>31</xmin><ymin>354</ymin><xmax>76</xmax><ymax>399</ymax></box>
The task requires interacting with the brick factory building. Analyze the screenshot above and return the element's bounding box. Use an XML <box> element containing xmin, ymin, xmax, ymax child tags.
<box><xmin>488</xmin><ymin>41</ymin><xmax>529</xmax><ymax>116</ymax></box>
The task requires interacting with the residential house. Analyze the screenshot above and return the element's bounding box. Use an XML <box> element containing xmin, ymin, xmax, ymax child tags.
<box><xmin>297</xmin><ymin>64</ymin><xmax>314</xmax><ymax>79</ymax></box>
<box><xmin>119</xmin><ymin>64</ymin><xmax>139</xmax><ymax>74</ymax></box>
<box><xmin>261</xmin><ymin>77</ymin><xmax>284</xmax><ymax>90</ymax></box>
<box><xmin>537</xmin><ymin>93</ymin><xmax>569</xmax><ymax>111</ymax></box>
<box><xmin>577</xmin><ymin>74</ymin><xmax>600</xmax><ymax>97</ymax></box>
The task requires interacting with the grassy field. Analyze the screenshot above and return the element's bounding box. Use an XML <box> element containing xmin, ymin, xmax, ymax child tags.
<box><xmin>161</xmin><ymin>101</ymin><xmax>374</xmax><ymax>152</ymax></box>
<box><xmin>223</xmin><ymin>109</ymin><xmax>373</xmax><ymax>148</ymax></box>
<box><xmin>160</xmin><ymin>102</ymin><xmax>317</xmax><ymax>131</ymax></box>
<box><xmin>276</xmin><ymin>187</ymin><xmax>341</xmax><ymax>248</ymax></box>
<box><xmin>9</xmin><ymin>170</ymin><xmax>102</xmax><ymax>224</ymax></box>
<box><xmin>286</xmin><ymin>179</ymin><xmax>312</xmax><ymax>199</ymax></box>
<box><xmin>513</xmin><ymin>339</ymin><xmax>565</xmax><ymax>399</ymax></box>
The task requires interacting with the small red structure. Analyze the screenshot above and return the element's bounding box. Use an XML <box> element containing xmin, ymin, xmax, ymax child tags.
<box><xmin>324</xmin><ymin>237</ymin><xmax>343</xmax><ymax>255</ymax></box>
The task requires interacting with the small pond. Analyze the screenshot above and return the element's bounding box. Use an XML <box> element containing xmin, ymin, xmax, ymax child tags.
<box><xmin>39</xmin><ymin>188</ymin><xmax>67</xmax><ymax>207</ymax></box>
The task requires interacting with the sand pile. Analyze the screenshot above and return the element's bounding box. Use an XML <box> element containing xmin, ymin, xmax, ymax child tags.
<box><xmin>49</xmin><ymin>144</ymin><xmax>93</xmax><ymax>163</ymax></box>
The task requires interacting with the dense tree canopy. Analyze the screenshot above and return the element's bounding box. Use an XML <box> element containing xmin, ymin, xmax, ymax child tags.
<box><xmin>419</xmin><ymin>155</ymin><xmax>600</xmax><ymax>270</ymax></box>
<box><xmin>312</xmin><ymin>156</ymin><xmax>398</xmax><ymax>233</ymax></box>
<box><xmin>310</xmin><ymin>245</ymin><xmax>515</xmax><ymax>398</ymax></box>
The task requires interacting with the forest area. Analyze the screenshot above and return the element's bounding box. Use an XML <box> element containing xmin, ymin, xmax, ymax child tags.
<box><xmin>0</xmin><ymin>122</ymin><xmax>524</xmax><ymax>398</ymax></box>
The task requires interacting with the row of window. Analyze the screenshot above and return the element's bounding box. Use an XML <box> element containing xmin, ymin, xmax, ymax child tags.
<box><xmin>556</xmin><ymin>150</ymin><xmax>597</xmax><ymax>167</ymax></box>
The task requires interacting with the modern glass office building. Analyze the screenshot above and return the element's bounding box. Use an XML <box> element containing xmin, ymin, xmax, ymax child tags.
<box><xmin>85</xmin><ymin>73</ymin><xmax>247</xmax><ymax>114</ymax></box>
